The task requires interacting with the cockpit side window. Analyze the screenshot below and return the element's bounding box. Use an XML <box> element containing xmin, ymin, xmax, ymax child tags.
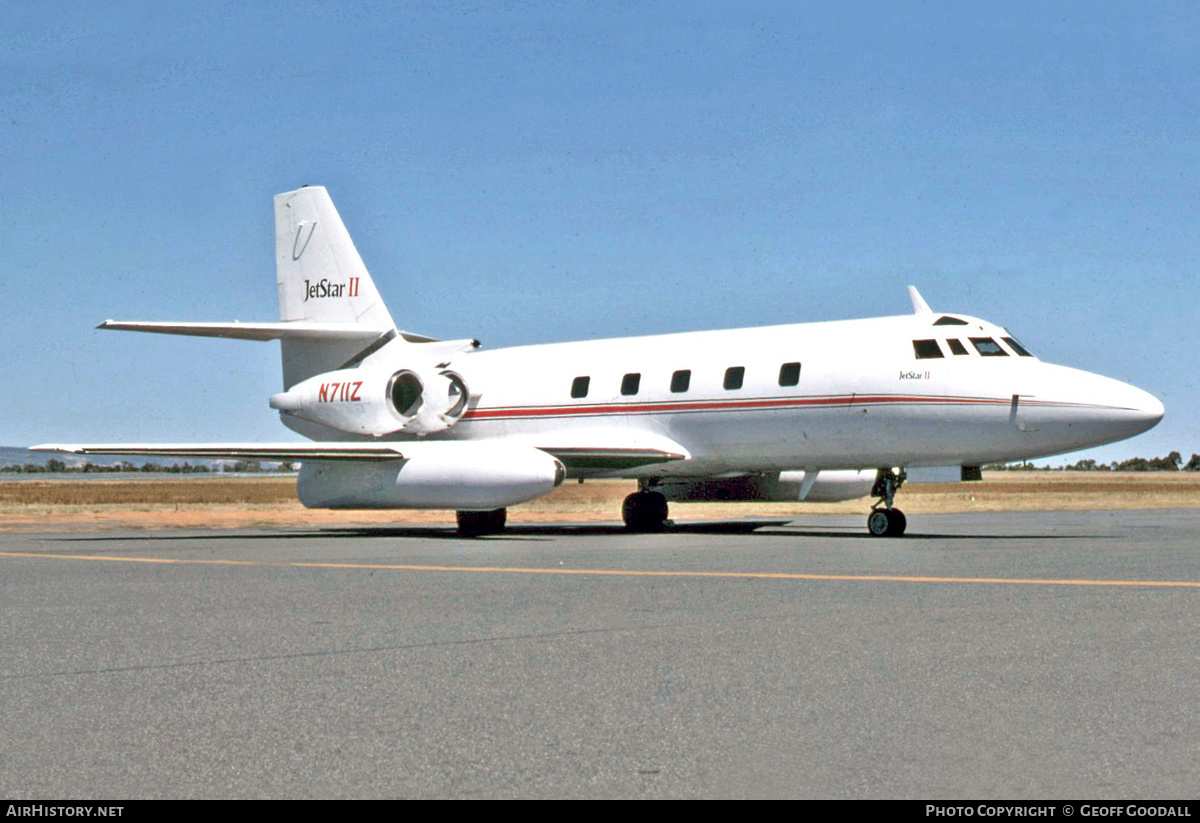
<box><xmin>913</xmin><ymin>339</ymin><xmax>944</xmax><ymax>359</ymax></box>
<box><xmin>970</xmin><ymin>337</ymin><xmax>1008</xmax><ymax>356</ymax></box>
<box><xmin>946</xmin><ymin>338</ymin><xmax>969</xmax><ymax>355</ymax></box>
<box><xmin>1002</xmin><ymin>336</ymin><xmax>1034</xmax><ymax>357</ymax></box>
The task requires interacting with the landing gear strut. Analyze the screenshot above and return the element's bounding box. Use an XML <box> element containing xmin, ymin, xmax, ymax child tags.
<box><xmin>622</xmin><ymin>487</ymin><xmax>669</xmax><ymax>532</ymax></box>
<box><xmin>456</xmin><ymin>508</ymin><xmax>507</xmax><ymax>537</ymax></box>
<box><xmin>867</xmin><ymin>468</ymin><xmax>907</xmax><ymax>537</ymax></box>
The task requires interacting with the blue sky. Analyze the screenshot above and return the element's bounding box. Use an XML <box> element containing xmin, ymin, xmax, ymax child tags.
<box><xmin>3</xmin><ymin>1</ymin><xmax>1197</xmax><ymax>464</ymax></box>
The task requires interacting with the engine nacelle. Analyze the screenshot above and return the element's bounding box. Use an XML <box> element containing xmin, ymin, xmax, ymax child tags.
<box><xmin>654</xmin><ymin>470</ymin><xmax>874</xmax><ymax>503</ymax></box>
<box><xmin>297</xmin><ymin>442</ymin><xmax>566</xmax><ymax>510</ymax></box>
<box><xmin>270</xmin><ymin>366</ymin><xmax>469</xmax><ymax>436</ymax></box>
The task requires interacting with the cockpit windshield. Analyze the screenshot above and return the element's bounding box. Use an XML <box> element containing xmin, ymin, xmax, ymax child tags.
<box><xmin>970</xmin><ymin>337</ymin><xmax>1008</xmax><ymax>357</ymax></box>
<box><xmin>1001</xmin><ymin>335</ymin><xmax>1034</xmax><ymax>357</ymax></box>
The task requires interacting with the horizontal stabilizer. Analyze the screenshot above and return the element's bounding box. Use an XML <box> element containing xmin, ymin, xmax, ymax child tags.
<box><xmin>31</xmin><ymin>443</ymin><xmax>407</xmax><ymax>462</ymax></box>
<box><xmin>97</xmin><ymin>320</ymin><xmax>395</xmax><ymax>342</ymax></box>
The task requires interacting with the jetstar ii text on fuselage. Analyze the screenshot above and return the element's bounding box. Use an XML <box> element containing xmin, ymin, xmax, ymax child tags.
<box><xmin>34</xmin><ymin>186</ymin><xmax>1163</xmax><ymax>537</ymax></box>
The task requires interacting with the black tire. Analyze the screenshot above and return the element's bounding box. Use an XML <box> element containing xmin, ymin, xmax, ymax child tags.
<box><xmin>456</xmin><ymin>508</ymin><xmax>507</xmax><ymax>537</ymax></box>
<box><xmin>622</xmin><ymin>491</ymin><xmax>669</xmax><ymax>532</ymax></box>
<box><xmin>867</xmin><ymin>508</ymin><xmax>907</xmax><ymax>537</ymax></box>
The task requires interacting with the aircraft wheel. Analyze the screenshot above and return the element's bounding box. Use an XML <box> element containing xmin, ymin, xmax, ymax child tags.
<box><xmin>867</xmin><ymin>508</ymin><xmax>906</xmax><ymax>537</ymax></box>
<box><xmin>456</xmin><ymin>508</ymin><xmax>507</xmax><ymax>538</ymax></box>
<box><xmin>622</xmin><ymin>491</ymin><xmax>668</xmax><ymax>532</ymax></box>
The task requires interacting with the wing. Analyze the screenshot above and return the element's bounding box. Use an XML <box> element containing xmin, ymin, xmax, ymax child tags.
<box><xmin>538</xmin><ymin>446</ymin><xmax>687</xmax><ymax>472</ymax></box>
<box><xmin>31</xmin><ymin>443</ymin><xmax>406</xmax><ymax>462</ymax></box>
<box><xmin>534</xmin><ymin>430</ymin><xmax>689</xmax><ymax>475</ymax></box>
<box><xmin>34</xmin><ymin>432</ymin><xmax>690</xmax><ymax>474</ymax></box>
<box><xmin>34</xmin><ymin>437</ymin><xmax>688</xmax><ymax>472</ymax></box>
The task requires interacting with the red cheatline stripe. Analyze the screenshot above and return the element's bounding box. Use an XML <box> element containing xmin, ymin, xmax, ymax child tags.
<box><xmin>462</xmin><ymin>394</ymin><xmax>1112</xmax><ymax>422</ymax></box>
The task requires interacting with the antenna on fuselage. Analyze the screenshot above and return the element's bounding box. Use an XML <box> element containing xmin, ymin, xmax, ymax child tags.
<box><xmin>907</xmin><ymin>285</ymin><xmax>932</xmax><ymax>315</ymax></box>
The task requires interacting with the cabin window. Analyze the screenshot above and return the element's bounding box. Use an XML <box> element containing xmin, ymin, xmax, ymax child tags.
<box><xmin>670</xmin><ymin>369</ymin><xmax>691</xmax><ymax>393</ymax></box>
<box><xmin>933</xmin><ymin>316</ymin><xmax>969</xmax><ymax>326</ymax></box>
<box><xmin>913</xmin><ymin>339</ymin><xmax>944</xmax><ymax>359</ymax></box>
<box><xmin>621</xmin><ymin>373</ymin><xmax>641</xmax><ymax>395</ymax></box>
<box><xmin>570</xmin><ymin>376</ymin><xmax>590</xmax><ymax>398</ymax></box>
<box><xmin>1002</xmin><ymin>336</ymin><xmax>1034</xmax><ymax>357</ymax></box>
<box><xmin>778</xmin><ymin>362</ymin><xmax>801</xmax><ymax>386</ymax></box>
<box><xmin>970</xmin><ymin>337</ymin><xmax>1008</xmax><ymax>356</ymax></box>
<box><xmin>723</xmin><ymin>366</ymin><xmax>745</xmax><ymax>390</ymax></box>
<box><xmin>946</xmin><ymin>338</ymin><xmax>969</xmax><ymax>355</ymax></box>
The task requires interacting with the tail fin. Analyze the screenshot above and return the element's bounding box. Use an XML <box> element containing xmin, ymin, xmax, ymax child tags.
<box><xmin>274</xmin><ymin>186</ymin><xmax>397</xmax><ymax>387</ymax></box>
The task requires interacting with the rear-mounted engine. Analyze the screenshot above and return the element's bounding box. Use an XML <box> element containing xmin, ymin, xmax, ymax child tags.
<box><xmin>269</xmin><ymin>366</ymin><xmax>471</xmax><ymax>436</ymax></box>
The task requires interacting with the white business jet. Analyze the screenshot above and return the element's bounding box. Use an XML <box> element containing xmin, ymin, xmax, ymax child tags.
<box><xmin>35</xmin><ymin>187</ymin><xmax>1164</xmax><ymax>537</ymax></box>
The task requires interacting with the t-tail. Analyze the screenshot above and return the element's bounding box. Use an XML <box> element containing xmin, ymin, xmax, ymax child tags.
<box><xmin>273</xmin><ymin>186</ymin><xmax>398</xmax><ymax>388</ymax></box>
<box><xmin>94</xmin><ymin>186</ymin><xmax>405</xmax><ymax>390</ymax></box>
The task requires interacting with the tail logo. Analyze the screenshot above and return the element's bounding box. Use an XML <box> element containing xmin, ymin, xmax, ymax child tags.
<box><xmin>292</xmin><ymin>220</ymin><xmax>317</xmax><ymax>261</ymax></box>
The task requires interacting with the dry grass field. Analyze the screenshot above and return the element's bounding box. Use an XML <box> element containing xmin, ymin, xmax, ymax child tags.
<box><xmin>1</xmin><ymin>471</ymin><xmax>1198</xmax><ymax>532</ymax></box>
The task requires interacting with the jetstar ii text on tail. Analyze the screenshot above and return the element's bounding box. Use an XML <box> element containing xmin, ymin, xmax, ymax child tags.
<box><xmin>304</xmin><ymin>277</ymin><xmax>360</xmax><ymax>301</ymax></box>
<box><xmin>35</xmin><ymin>186</ymin><xmax>1163</xmax><ymax>537</ymax></box>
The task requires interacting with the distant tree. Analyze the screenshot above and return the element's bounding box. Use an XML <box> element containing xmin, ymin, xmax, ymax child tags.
<box><xmin>1187</xmin><ymin>454</ymin><xmax>1200</xmax><ymax>472</ymax></box>
<box><xmin>1150</xmin><ymin>451</ymin><xmax>1182</xmax><ymax>471</ymax></box>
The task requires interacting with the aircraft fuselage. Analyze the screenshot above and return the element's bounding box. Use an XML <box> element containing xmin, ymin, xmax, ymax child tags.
<box><xmin>282</xmin><ymin>310</ymin><xmax>1163</xmax><ymax>476</ymax></box>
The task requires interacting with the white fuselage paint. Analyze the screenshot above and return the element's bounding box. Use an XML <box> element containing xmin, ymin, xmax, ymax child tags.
<box><xmin>281</xmin><ymin>311</ymin><xmax>1163</xmax><ymax>476</ymax></box>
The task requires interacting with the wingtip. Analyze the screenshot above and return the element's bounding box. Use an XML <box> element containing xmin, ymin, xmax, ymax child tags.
<box><xmin>29</xmin><ymin>444</ymin><xmax>73</xmax><ymax>453</ymax></box>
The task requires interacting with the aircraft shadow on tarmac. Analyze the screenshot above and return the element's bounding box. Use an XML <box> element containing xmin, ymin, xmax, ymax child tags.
<box><xmin>54</xmin><ymin>519</ymin><xmax>1109</xmax><ymax>542</ymax></box>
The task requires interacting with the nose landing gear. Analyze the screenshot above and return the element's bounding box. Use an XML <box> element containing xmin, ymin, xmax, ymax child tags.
<box><xmin>867</xmin><ymin>468</ymin><xmax>907</xmax><ymax>537</ymax></box>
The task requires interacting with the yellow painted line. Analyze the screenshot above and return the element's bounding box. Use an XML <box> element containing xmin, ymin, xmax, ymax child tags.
<box><xmin>1</xmin><ymin>550</ymin><xmax>1199</xmax><ymax>589</ymax></box>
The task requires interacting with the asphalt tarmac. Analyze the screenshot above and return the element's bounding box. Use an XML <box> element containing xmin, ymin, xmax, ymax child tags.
<box><xmin>2</xmin><ymin>509</ymin><xmax>1199</xmax><ymax>799</ymax></box>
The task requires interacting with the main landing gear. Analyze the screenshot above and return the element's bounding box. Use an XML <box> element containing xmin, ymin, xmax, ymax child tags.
<box><xmin>867</xmin><ymin>468</ymin><xmax>907</xmax><ymax>537</ymax></box>
<box><xmin>456</xmin><ymin>508</ymin><xmax>507</xmax><ymax>537</ymax></box>
<box><xmin>622</xmin><ymin>486</ymin><xmax>669</xmax><ymax>532</ymax></box>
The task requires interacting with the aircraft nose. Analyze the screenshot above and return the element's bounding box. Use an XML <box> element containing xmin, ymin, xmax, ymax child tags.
<box><xmin>1090</xmin><ymin>375</ymin><xmax>1164</xmax><ymax>431</ymax></box>
<box><xmin>1057</xmin><ymin>368</ymin><xmax>1164</xmax><ymax>442</ymax></box>
<box><xmin>1020</xmin><ymin>365</ymin><xmax>1163</xmax><ymax>455</ymax></box>
<box><xmin>1134</xmin><ymin>385</ymin><xmax>1164</xmax><ymax>421</ymax></box>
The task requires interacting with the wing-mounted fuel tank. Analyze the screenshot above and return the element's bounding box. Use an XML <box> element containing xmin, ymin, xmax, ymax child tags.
<box><xmin>269</xmin><ymin>364</ymin><xmax>470</xmax><ymax>436</ymax></box>
<box><xmin>297</xmin><ymin>442</ymin><xmax>566</xmax><ymax>510</ymax></box>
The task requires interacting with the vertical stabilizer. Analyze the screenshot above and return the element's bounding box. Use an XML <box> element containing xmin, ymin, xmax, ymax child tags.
<box><xmin>274</xmin><ymin>186</ymin><xmax>398</xmax><ymax>388</ymax></box>
<box><xmin>275</xmin><ymin>186</ymin><xmax>395</xmax><ymax>327</ymax></box>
